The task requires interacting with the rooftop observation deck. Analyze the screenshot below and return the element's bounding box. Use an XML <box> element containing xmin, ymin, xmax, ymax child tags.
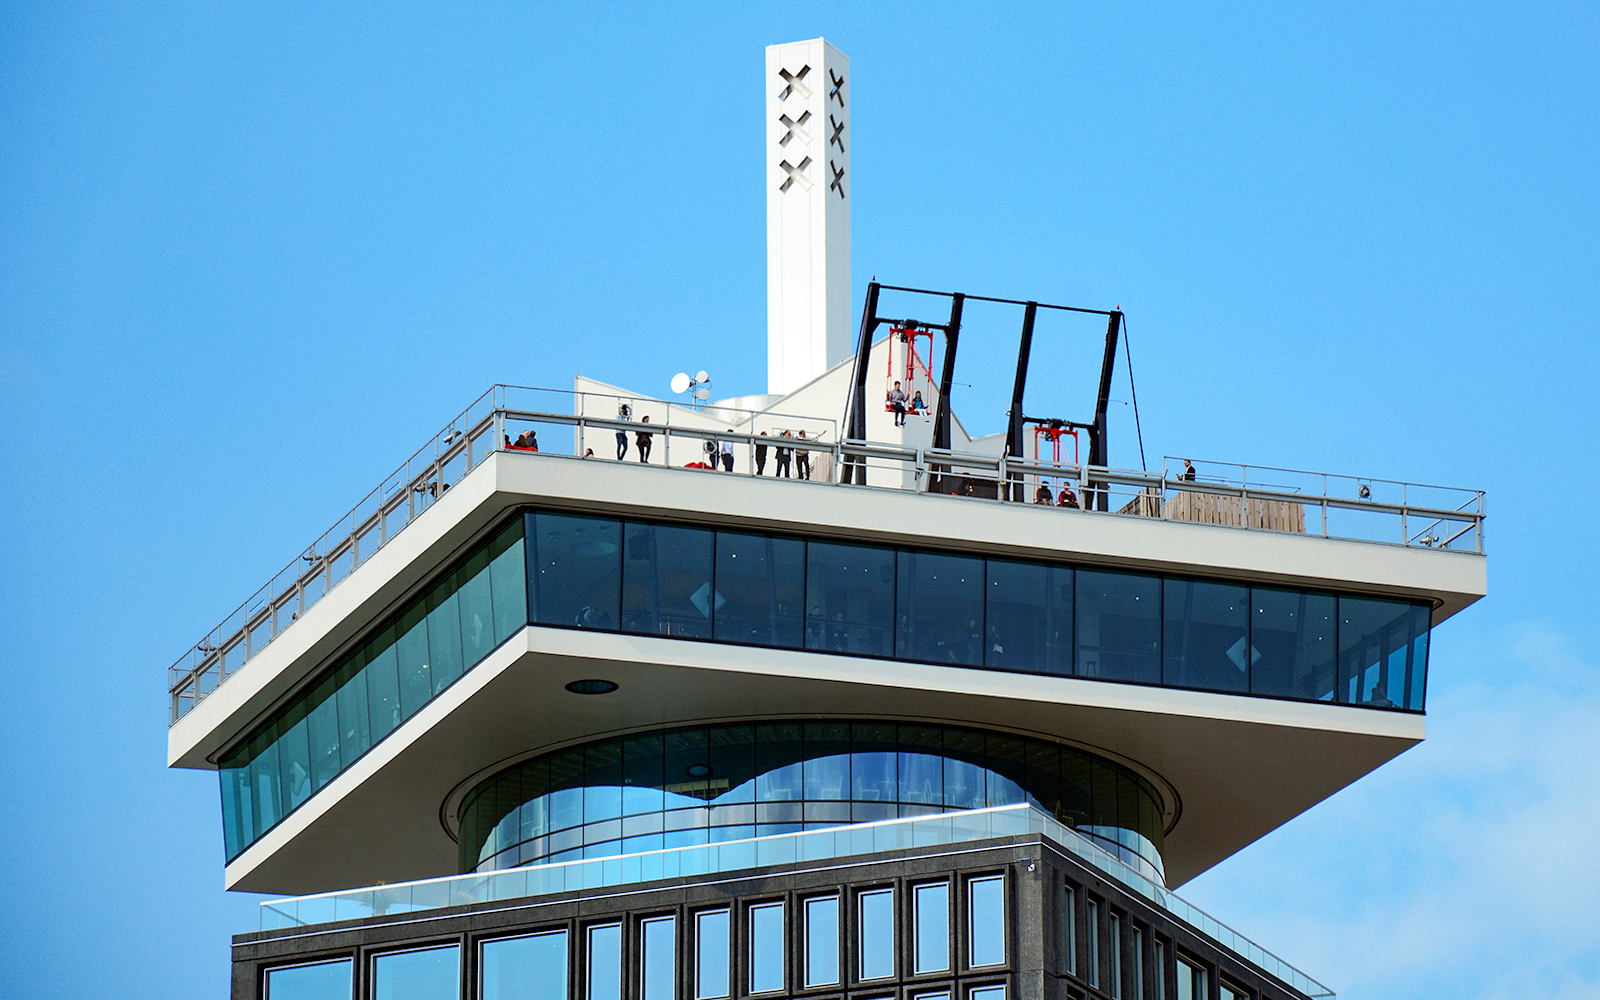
<box><xmin>168</xmin><ymin>384</ymin><xmax>1487</xmax><ymax>725</ymax></box>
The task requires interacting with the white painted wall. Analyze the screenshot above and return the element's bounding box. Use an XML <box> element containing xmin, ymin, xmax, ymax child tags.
<box><xmin>766</xmin><ymin>38</ymin><xmax>850</xmax><ymax>396</ymax></box>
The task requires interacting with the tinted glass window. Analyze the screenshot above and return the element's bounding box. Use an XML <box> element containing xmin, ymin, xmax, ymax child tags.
<box><xmin>455</xmin><ymin>546</ymin><xmax>495</xmax><ymax>670</ymax></box>
<box><xmin>985</xmin><ymin>560</ymin><xmax>1071</xmax><ymax>675</ymax></box>
<box><xmin>533</xmin><ymin>513</ymin><xmax>621</xmax><ymax>629</ymax></box>
<box><xmin>806</xmin><ymin>541</ymin><xmax>894</xmax><ymax>656</ymax></box>
<box><xmin>1162</xmin><ymin>579</ymin><xmax>1248</xmax><ymax>693</ymax></box>
<box><xmin>488</xmin><ymin>522</ymin><xmax>527</xmax><ymax>644</ymax></box>
<box><xmin>913</xmin><ymin>882</ymin><xmax>950</xmax><ymax>974</ymax></box>
<box><xmin>1076</xmin><ymin>570</ymin><xmax>1160</xmax><ymax>684</ymax></box>
<box><xmin>1339</xmin><ymin>597</ymin><xmax>1430</xmax><ymax>708</ymax></box>
<box><xmin>970</xmin><ymin>988</ymin><xmax>1005</xmax><ymax>1000</ymax></box>
<box><xmin>713</xmin><ymin>531</ymin><xmax>805</xmax><ymax>647</ymax></box>
<box><xmin>481</xmin><ymin>930</ymin><xmax>567</xmax><ymax>1000</ymax></box>
<box><xmin>1250</xmin><ymin>587</ymin><xmax>1335</xmax><ymax>700</ymax></box>
<box><xmin>622</xmin><ymin>522</ymin><xmax>714</xmax><ymax>639</ymax></box>
<box><xmin>859</xmin><ymin>889</ymin><xmax>894</xmax><ymax>980</ymax></box>
<box><xmin>372</xmin><ymin>945</ymin><xmax>459</xmax><ymax>1000</ymax></box>
<box><xmin>749</xmin><ymin>902</ymin><xmax>785</xmax><ymax>994</ymax></box>
<box><xmin>695</xmin><ymin>910</ymin><xmax>730</xmax><ymax>1000</ymax></box>
<box><xmin>969</xmin><ymin>875</ymin><xmax>1005</xmax><ymax>967</ymax></box>
<box><xmin>1175</xmin><ymin>958</ymin><xmax>1204</xmax><ymax>1000</ymax></box>
<box><xmin>896</xmin><ymin>550</ymin><xmax>984</xmax><ymax>665</ymax></box>
<box><xmin>426</xmin><ymin>571</ymin><xmax>466</xmax><ymax>693</ymax></box>
<box><xmin>640</xmin><ymin>917</ymin><xmax>675</xmax><ymax>1000</ymax></box>
<box><xmin>587</xmin><ymin>924</ymin><xmax>621</xmax><ymax>1000</ymax></box>
<box><xmin>803</xmin><ymin>896</ymin><xmax>840</xmax><ymax>987</ymax></box>
<box><xmin>265</xmin><ymin>959</ymin><xmax>351</xmax><ymax>1000</ymax></box>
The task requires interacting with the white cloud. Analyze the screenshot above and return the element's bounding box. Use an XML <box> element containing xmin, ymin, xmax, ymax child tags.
<box><xmin>1178</xmin><ymin>621</ymin><xmax>1600</xmax><ymax>999</ymax></box>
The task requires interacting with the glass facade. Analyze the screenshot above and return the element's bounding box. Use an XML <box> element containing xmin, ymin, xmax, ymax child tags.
<box><xmin>373</xmin><ymin>945</ymin><xmax>459</xmax><ymax>1000</ymax></box>
<box><xmin>220</xmin><ymin>506</ymin><xmax>1432</xmax><ymax>864</ymax></box>
<box><xmin>481</xmin><ymin>931</ymin><xmax>567</xmax><ymax>1000</ymax></box>
<box><xmin>458</xmin><ymin>721</ymin><xmax>1168</xmax><ymax>882</ymax></box>
<box><xmin>219</xmin><ymin>517</ymin><xmax>525</xmax><ymax>863</ymax></box>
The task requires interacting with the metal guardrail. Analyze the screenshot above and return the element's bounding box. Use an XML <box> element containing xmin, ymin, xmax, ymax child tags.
<box><xmin>168</xmin><ymin>385</ymin><xmax>1486</xmax><ymax>724</ymax></box>
<box><xmin>257</xmin><ymin>803</ymin><xmax>1335</xmax><ymax>999</ymax></box>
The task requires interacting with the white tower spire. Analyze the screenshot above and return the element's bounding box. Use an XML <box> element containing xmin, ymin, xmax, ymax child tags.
<box><xmin>766</xmin><ymin>38</ymin><xmax>850</xmax><ymax>396</ymax></box>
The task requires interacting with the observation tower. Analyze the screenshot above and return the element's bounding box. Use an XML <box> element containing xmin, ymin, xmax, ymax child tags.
<box><xmin>167</xmin><ymin>38</ymin><xmax>1486</xmax><ymax>1000</ymax></box>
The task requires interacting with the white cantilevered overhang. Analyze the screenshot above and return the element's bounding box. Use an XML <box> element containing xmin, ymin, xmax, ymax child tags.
<box><xmin>168</xmin><ymin>451</ymin><xmax>1484</xmax><ymax>894</ymax></box>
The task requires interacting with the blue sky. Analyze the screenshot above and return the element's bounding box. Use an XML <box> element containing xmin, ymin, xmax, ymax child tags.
<box><xmin>2</xmin><ymin>3</ymin><xmax>1596</xmax><ymax>997</ymax></box>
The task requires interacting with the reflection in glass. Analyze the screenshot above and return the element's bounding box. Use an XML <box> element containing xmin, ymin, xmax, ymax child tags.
<box><xmin>640</xmin><ymin>917</ymin><xmax>675</xmax><ymax>1000</ymax></box>
<box><xmin>372</xmin><ymin>945</ymin><xmax>459</xmax><ymax>1000</ymax></box>
<box><xmin>695</xmin><ymin>910</ymin><xmax>730</xmax><ymax>1000</ymax></box>
<box><xmin>1110</xmin><ymin>912</ymin><xmax>1123</xmax><ymax>999</ymax></box>
<box><xmin>896</xmin><ymin>550</ymin><xmax>984</xmax><ymax>665</ymax></box>
<box><xmin>1250</xmin><ymin>587</ymin><xmax>1335</xmax><ymax>700</ymax></box>
<box><xmin>1162</xmin><ymin>579</ymin><xmax>1248</xmax><ymax>693</ymax></box>
<box><xmin>481</xmin><ymin>930</ymin><xmax>567</xmax><ymax>1000</ymax></box>
<box><xmin>859</xmin><ymin>889</ymin><xmax>894</xmax><ymax>980</ymax></box>
<box><xmin>749</xmin><ymin>902</ymin><xmax>785</xmax><ymax>994</ymax></box>
<box><xmin>914</xmin><ymin>882</ymin><xmax>950</xmax><ymax>974</ymax></box>
<box><xmin>1175</xmin><ymin>958</ymin><xmax>1205</xmax><ymax>1000</ymax></box>
<box><xmin>264</xmin><ymin>959</ymin><xmax>351</xmax><ymax>1000</ymax></box>
<box><xmin>622</xmin><ymin>522</ymin><xmax>714</xmax><ymax>638</ymax></box>
<box><xmin>970</xmin><ymin>987</ymin><xmax>1006</xmax><ymax>1000</ymax></box>
<box><xmin>532</xmin><ymin>512</ymin><xmax>620</xmax><ymax>629</ymax></box>
<box><xmin>803</xmin><ymin>895</ymin><xmax>840</xmax><ymax>987</ymax></box>
<box><xmin>1064</xmin><ymin>885</ymin><xmax>1077</xmax><ymax>974</ymax></box>
<box><xmin>1087</xmin><ymin>899</ymin><xmax>1100</xmax><ymax>988</ymax></box>
<box><xmin>1076</xmin><ymin>570</ymin><xmax>1160</xmax><ymax>684</ymax></box>
<box><xmin>587</xmin><ymin>924</ymin><xmax>621</xmax><ymax>1000</ymax></box>
<box><xmin>1339</xmin><ymin>597</ymin><xmax>1430</xmax><ymax>709</ymax></box>
<box><xmin>968</xmin><ymin>875</ymin><xmax>1005</xmax><ymax>967</ymax></box>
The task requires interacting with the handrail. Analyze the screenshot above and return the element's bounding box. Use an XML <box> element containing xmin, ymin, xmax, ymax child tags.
<box><xmin>168</xmin><ymin>386</ymin><xmax>1486</xmax><ymax>724</ymax></box>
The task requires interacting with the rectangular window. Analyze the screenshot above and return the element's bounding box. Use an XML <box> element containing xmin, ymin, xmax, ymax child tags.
<box><xmin>1076</xmin><ymin>570</ymin><xmax>1161</xmax><ymax>684</ymax></box>
<box><xmin>640</xmin><ymin>917</ymin><xmax>675</xmax><ymax>1000</ymax></box>
<box><xmin>896</xmin><ymin>550</ymin><xmax>985</xmax><ymax>665</ymax></box>
<box><xmin>968</xmin><ymin>875</ymin><xmax>1005</xmax><ymax>967</ymax></box>
<box><xmin>1154</xmin><ymin>940</ymin><xmax>1167</xmax><ymax>1000</ymax></box>
<box><xmin>1175</xmin><ymin>958</ymin><xmax>1205</xmax><ymax>1000</ymax></box>
<box><xmin>532</xmin><ymin>512</ymin><xmax>622</xmax><ymax>630</ymax></box>
<box><xmin>1220</xmin><ymin>984</ymin><xmax>1249</xmax><ymax>1000</ymax></box>
<box><xmin>713</xmin><ymin>531</ymin><xmax>805</xmax><ymax>647</ymax></box>
<box><xmin>1132</xmin><ymin>926</ymin><xmax>1145</xmax><ymax>1000</ymax></box>
<box><xmin>1086</xmin><ymin>899</ymin><xmax>1100</xmax><ymax>988</ymax></box>
<box><xmin>1158</xmin><ymin>934</ymin><xmax>1171</xmax><ymax>998</ymax></box>
<box><xmin>748</xmin><ymin>902</ymin><xmax>785</xmax><ymax>994</ymax></box>
<box><xmin>985</xmin><ymin>559</ymin><xmax>1072</xmax><ymax>675</ymax></box>
<box><xmin>486</xmin><ymin>518</ymin><xmax>527</xmax><ymax>644</ymax></box>
<box><xmin>265</xmin><ymin>958</ymin><xmax>351</xmax><ymax>1000</ymax></box>
<box><xmin>805</xmin><ymin>540</ymin><xmax>894</xmax><ymax>656</ymax></box>
<box><xmin>587</xmin><ymin>924</ymin><xmax>621</xmax><ymax>1000</ymax></box>
<box><xmin>372</xmin><ymin>945</ymin><xmax>459</xmax><ymax>1000</ymax></box>
<box><xmin>1063</xmin><ymin>885</ymin><xmax>1077</xmax><ymax>976</ymax></box>
<box><xmin>622</xmin><ymin>522</ymin><xmax>715</xmax><ymax>639</ymax></box>
<box><xmin>1110</xmin><ymin>913</ymin><xmax>1123</xmax><ymax>999</ymax></box>
<box><xmin>1250</xmin><ymin>586</ymin><xmax>1335</xmax><ymax>701</ymax></box>
<box><xmin>454</xmin><ymin>545</ymin><xmax>495</xmax><ymax>671</ymax></box>
<box><xmin>1339</xmin><ymin>596</ymin><xmax>1431</xmax><ymax>709</ymax></box>
<box><xmin>695</xmin><ymin>910</ymin><xmax>730</xmax><ymax>1000</ymax></box>
<box><xmin>858</xmin><ymin>888</ymin><xmax>895</xmax><ymax>980</ymax></box>
<box><xmin>481</xmin><ymin>930</ymin><xmax>568</xmax><ymax>1000</ymax></box>
<box><xmin>803</xmin><ymin>895</ymin><xmax>840</xmax><ymax>987</ymax></box>
<box><xmin>1162</xmin><ymin>578</ymin><xmax>1249</xmax><ymax>693</ymax></box>
<box><xmin>913</xmin><ymin>882</ymin><xmax>951</xmax><ymax>974</ymax></box>
<box><xmin>970</xmin><ymin>987</ymin><xmax>1005</xmax><ymax>1000</ymax></box>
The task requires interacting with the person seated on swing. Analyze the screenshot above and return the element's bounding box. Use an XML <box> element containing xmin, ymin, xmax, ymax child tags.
<box><xmin>1057</xmin><ymin>484</ymin><xmax>1080</xmax><ymax>509</ymax></box>
<box><xmin>1034</xmin><ymin>483</ymin><xmax>1054</xmax><ymax>505</ymax></box>
<box><xmin>910</xmin><ymin>390</ymin><xmax>925</xmax><ymax>413</ymax></box>
<box><xmin>887</xmin><ymin>381</ymin><xmax>908</xmax><ymax>426</ymax></box>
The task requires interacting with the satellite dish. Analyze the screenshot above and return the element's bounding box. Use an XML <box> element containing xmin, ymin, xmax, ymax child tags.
<box><xmin>696</xmin><ymin>370</ymin><xmax>709</xmax><ymax>383</ymax></box>
<box><xmin>671</xmin><ymin>372</ymin><xmax>691</xmax><ymax>395</ymax></box>
<box><xmin>695</xmin><ymin>388</ymin><xmax>710</xmax><ymax>401</ymax></box>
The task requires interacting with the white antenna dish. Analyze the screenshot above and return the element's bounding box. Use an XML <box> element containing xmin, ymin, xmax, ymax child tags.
<box><xmin>696</xmin><ymin>370</ymin><xmax>709</xmax><ymax>384</ymax></box>
<box><xmin>695</xmin><ymin>388</ymin><xmax>710</xmax><ymax>401</ymax></box>
<box><xmin>671</xmin><ymin>372</ymin><xmax>691</xmax><ymax>395</ymax></box>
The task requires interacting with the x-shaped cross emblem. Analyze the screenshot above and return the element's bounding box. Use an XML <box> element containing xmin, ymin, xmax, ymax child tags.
<box><xmin>828</xmin><ymin>114</ymin><xmax>845</xmax><ymax>153</ymax></box>
<box><xmin>779</xmin><ymin>156</ymin><xmax>813</xmax><ymax>193</ymax></box>
<box><xmin>779</xmin><ymin>111</ymin><xmax>812</xmax><ymax>147</ymax></box>
<box><xmin>828</xmin><ymin>69</ymin><xmax>845</xmax><ymax>107</ymax></box>
<box><xmin>828</xmin><ymin>160</ymin><xmax>845</xmax><ymax>198</ymax></box>
<box><xmin>778</xmin><ymin>65</ymin><xmax>811</xmax><ymax>101</ymax></box>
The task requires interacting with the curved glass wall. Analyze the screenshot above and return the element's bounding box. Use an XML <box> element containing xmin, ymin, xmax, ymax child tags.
<box><xmin>458</xmin><ymin>720</ymin><xmax>1168</xmax><ymax>882</ymax></box>
<box><xmin>217</xmin><ymin>517</ymin><xmax>526</xmax><ymax>862</ymax></box>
